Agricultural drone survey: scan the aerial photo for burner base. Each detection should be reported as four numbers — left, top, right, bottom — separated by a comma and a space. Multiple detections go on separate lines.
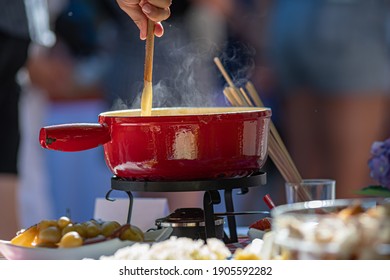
107, 171, 267, 244
156, 208, 224, 240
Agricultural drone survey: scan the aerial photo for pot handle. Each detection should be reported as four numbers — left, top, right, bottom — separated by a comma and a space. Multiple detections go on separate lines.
39, 123, 111, 152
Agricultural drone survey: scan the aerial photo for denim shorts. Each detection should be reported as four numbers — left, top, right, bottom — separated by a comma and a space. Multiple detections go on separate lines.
0, 31, 29, 174
266, 0, 390, 95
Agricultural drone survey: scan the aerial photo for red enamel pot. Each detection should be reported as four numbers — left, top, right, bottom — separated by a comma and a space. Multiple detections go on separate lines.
39, 107, 271, 181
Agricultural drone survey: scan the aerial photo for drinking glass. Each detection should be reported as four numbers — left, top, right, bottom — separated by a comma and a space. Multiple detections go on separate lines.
285, 179, 336, 204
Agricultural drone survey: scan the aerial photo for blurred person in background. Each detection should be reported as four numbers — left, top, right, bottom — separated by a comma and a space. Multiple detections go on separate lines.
20, 0, 114, 226
0, 0, 31, 240
265, 0, 390, 199
0, 0, 56, 239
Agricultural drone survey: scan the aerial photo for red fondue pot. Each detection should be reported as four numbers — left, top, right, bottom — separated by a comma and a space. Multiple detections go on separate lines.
39, 107, 271, 181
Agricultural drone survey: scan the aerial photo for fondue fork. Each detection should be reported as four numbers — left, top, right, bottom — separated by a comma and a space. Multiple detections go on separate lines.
214, 57, 311, 201
140, 19, 155, 116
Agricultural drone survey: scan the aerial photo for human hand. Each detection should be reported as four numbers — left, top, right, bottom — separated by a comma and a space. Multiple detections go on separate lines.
116, 0, 172, 40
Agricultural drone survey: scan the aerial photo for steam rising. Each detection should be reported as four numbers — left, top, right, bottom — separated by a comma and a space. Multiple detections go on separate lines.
110, 28, 256, 111
218, 41, 256, 89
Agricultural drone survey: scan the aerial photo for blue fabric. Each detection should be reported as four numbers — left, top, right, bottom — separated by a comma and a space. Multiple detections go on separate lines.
266, 0, 390, 94
44, 100, 115, 222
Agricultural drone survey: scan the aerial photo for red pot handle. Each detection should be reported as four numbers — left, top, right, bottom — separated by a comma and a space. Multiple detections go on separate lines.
39, 123, 111, 152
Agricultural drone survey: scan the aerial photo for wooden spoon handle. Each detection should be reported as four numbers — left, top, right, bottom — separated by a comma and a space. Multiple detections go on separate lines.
144, 19, 155, 83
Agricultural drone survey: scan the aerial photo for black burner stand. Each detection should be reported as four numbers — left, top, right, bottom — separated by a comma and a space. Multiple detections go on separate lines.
108, 172, 266, 244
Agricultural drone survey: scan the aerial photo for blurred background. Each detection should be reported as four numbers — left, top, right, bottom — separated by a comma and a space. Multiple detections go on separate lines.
1, 0, 389, 238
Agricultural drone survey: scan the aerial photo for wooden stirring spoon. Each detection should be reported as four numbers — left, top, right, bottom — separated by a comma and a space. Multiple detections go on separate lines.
141, 19, 155, 116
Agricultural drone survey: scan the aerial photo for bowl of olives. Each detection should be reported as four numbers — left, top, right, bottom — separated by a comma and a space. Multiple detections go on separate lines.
0, 217, 169, 260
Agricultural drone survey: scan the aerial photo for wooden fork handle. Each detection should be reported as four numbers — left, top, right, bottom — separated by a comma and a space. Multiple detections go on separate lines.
144, 19, 155, 83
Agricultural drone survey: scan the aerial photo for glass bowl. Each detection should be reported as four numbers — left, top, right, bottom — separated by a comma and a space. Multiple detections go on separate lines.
270, 198, 390, 260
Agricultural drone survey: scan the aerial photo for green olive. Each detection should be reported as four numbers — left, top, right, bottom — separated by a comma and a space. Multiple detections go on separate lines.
85, 222, 101, 238
37, 220, 57, 232
61, 224, 75, 236
57, 216, 71, 229
119, 225, 144, 242
73, 223, 87, 238
101, 221, 121, 237
36, 226, 62, 245
58, 232, 83, 248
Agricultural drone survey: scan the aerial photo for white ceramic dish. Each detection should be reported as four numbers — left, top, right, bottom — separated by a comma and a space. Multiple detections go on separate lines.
271, 198, 390, 259
0, 228, 172, 260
